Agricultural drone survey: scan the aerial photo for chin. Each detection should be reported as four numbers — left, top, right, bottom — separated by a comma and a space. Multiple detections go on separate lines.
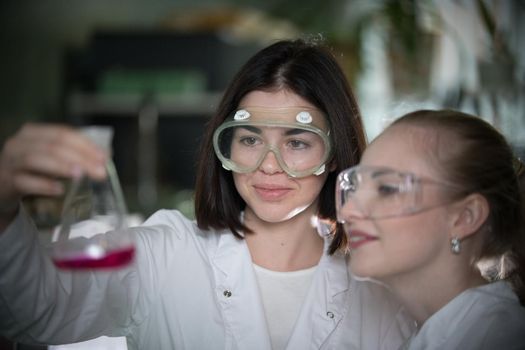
349, 259, 382, 280
260, 205, 312, 223
257, 211, 300, 223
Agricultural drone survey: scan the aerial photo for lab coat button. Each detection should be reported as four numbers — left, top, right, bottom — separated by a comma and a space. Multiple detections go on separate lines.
326, 311, 335, 319
223, 290, 232, 297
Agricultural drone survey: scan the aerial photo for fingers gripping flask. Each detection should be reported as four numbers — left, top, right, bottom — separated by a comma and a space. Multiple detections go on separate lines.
52, 126, 135, 269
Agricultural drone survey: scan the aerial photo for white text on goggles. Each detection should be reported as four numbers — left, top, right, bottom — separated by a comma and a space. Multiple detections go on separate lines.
336, 166, 459, 220
213, 108, 332, 178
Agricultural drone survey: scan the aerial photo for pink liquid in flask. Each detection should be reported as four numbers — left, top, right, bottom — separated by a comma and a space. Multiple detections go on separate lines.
52, 126, 134, 270
52, 245, 135, 269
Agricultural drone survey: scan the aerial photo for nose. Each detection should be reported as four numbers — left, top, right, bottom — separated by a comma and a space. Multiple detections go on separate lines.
337, 196, 367, 223
258, 149, 284, 175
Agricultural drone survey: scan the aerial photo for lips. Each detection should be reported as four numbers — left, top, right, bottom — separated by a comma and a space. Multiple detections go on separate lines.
347, 229, 378, 250
253, 183, 292, 201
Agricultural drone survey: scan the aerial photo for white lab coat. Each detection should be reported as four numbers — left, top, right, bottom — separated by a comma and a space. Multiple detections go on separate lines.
0, 207, 415, 349
403, 281, 525, 350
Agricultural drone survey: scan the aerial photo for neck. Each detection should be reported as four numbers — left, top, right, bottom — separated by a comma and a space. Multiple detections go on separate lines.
244, 207, 324, 272
382, 261, 487, 325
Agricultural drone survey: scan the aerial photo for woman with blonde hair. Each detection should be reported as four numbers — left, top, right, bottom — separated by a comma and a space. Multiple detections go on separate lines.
337, 109, 525, 349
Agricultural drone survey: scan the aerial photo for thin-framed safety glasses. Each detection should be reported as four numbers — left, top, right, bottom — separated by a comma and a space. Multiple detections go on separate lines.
336, 165, 462, 221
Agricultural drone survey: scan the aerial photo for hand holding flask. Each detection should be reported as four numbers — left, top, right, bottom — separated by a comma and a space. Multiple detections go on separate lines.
51, 126, 134, 269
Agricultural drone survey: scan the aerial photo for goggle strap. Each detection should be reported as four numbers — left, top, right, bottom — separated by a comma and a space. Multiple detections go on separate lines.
313, 164, 326, 176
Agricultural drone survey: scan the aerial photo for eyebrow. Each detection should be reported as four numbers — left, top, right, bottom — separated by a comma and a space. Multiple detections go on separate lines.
240, 125, 261, 134
238, 126, 310, 136
370, 168, 397, 179
285, 128, 309, 136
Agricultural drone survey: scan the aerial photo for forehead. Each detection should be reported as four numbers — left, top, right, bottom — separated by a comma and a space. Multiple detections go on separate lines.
230, 107, 328, 131
236, 90, 328, 131
361, 125, 437, 177
240, 89, 315, 108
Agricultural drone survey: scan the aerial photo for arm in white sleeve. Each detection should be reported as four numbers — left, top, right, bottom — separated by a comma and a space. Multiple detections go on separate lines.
0, 206, 139, 345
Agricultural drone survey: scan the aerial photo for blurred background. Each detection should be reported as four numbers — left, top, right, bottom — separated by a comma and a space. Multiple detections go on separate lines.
0, 1, 523, 348
0, 0, 523, 224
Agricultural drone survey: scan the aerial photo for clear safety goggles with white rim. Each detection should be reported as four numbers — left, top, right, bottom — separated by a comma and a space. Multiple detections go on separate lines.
336, 165, 461, 220
213, 107, 332, 178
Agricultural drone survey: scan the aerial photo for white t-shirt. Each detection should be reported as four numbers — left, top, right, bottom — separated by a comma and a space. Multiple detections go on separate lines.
254, 264, 317, 350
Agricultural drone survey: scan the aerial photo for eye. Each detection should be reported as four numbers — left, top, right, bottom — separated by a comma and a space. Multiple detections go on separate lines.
239, 136, 261, 147
377, 183, 401, 196
288, 139, 310, 150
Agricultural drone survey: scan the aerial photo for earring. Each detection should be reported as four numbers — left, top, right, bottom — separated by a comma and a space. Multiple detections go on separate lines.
451, 237, 461, 254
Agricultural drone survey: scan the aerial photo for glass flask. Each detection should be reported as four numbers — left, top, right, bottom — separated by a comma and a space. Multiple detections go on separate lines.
51, 126, 135, 269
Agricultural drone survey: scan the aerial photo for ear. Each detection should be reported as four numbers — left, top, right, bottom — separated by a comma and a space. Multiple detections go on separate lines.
450, 193, 490, 239
328, 158, 338, 173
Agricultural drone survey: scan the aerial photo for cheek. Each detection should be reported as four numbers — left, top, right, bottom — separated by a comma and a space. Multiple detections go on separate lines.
232, 173, 249, 199
301, 173, 328, 195
351, 214, 449, 279
380, 215, 447, 256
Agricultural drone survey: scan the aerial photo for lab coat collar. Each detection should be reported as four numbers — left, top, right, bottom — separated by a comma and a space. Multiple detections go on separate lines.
287, 248, 349, 349
212, 231, 349, 349
213, 232, 273, 350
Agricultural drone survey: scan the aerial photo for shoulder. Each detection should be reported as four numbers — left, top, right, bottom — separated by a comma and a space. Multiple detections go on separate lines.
457, 281, 525, 321
129, 209, 226, 254
412, 281, 525, 349
349, 275, 406, 312
141, 209, 198, 233
347, 275, 416, 339
467, 282, 525, 340
125, 210, 233, 284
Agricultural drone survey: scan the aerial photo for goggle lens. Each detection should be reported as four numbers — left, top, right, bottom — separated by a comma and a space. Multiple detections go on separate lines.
213, 108, 332, 178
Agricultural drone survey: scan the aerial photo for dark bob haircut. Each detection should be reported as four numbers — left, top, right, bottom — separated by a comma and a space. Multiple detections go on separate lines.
194, 38, 367, 254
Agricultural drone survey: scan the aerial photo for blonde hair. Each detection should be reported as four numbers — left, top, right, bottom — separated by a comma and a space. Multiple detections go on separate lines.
392, 109, 525, 304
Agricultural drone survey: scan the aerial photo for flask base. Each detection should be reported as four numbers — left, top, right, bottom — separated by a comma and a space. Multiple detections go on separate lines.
52, 245, 135, 269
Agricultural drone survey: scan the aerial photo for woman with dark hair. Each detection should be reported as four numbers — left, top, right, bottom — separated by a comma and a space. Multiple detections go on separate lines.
336, 109, 525, 349
0, 39, 414, 349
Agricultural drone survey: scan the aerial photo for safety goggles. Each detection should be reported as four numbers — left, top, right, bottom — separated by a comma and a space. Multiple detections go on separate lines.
336, 166, 459, 220
213, 107, 332, 178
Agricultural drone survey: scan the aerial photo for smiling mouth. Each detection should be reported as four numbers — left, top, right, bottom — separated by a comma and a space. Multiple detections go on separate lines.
253, 185, 292, 201
347, 231, 378, 249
